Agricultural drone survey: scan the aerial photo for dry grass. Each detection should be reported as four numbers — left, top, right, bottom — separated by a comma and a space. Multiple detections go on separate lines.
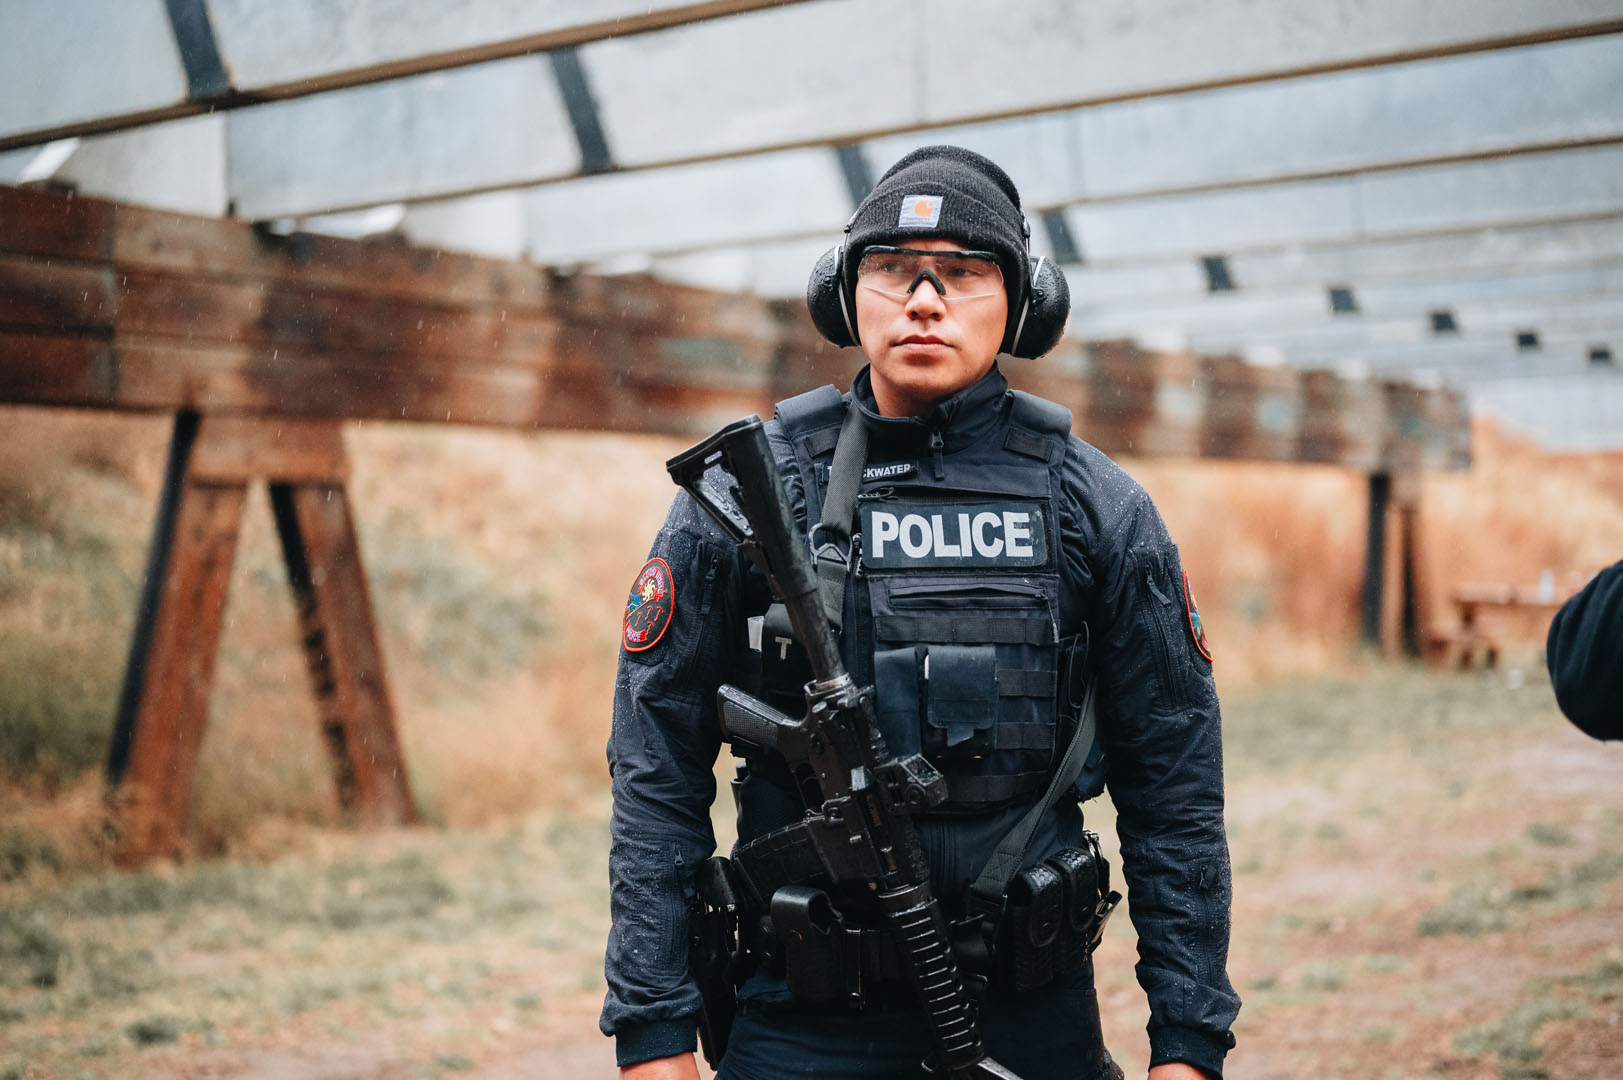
2, 400, 1621, 856
2, 398, 1621, 1077
1, 668, 1618, 1079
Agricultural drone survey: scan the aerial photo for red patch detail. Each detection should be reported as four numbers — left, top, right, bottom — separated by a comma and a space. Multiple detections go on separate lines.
1184, 570, 1212, 662
623, 557, 675, 652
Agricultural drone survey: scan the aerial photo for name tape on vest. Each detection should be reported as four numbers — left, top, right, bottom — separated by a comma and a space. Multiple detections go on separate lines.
861, 502, 1048, 569
818, 461, 919, 485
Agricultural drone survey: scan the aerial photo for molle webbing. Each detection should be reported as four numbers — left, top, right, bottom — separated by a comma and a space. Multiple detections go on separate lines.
873, 614, 1053, 646
1003, 390, 1073, 456
802, 425, 841, 459
944, 770, 1047, 805
774, 384, 846, 437
994, 669, 1057, 698
1003, 426, 1057, 463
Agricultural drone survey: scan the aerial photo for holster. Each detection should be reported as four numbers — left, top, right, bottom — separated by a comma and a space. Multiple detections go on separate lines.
687, 856, 749, 1067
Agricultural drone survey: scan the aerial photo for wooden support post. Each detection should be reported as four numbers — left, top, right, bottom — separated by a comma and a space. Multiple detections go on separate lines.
1370, 470, 1426, 659
1394, 471, 1425, 659
107, 412, 200, 787
111, 420, 247, 864
110, 415, 415, 862
1361, 471, 1390, 648
269, 479, 416, 826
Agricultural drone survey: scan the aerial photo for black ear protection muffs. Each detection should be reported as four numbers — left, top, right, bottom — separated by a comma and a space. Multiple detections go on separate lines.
804, 216, 1071, 360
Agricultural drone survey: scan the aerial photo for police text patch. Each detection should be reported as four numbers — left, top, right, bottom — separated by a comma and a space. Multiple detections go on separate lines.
861, 502, 1047, 569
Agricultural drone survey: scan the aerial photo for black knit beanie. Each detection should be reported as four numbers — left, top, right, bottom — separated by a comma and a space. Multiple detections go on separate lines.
843, 145, 1030, 326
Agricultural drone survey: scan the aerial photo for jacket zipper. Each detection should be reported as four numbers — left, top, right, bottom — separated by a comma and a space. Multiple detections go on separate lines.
1145, 566, 1179, 707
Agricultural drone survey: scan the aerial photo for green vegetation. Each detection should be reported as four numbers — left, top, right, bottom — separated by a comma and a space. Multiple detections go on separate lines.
0, 814, 608, 1079
0, 534, 141, 789
1524, 822, 1575, 848
1450, 952, 1622, 1078
369, 531, 549, 687
124, 1014, 182, 1046
0, 828, 62, 883
1221, 665, 1558, 778
0, 416, 550, 831
1420, 851, 1623, 938
1, 414, 1615, 1076
1455, 997, 1588, 1079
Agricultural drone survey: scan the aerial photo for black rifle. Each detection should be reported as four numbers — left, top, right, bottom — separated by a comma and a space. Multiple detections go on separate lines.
667, 416, 1023, 1080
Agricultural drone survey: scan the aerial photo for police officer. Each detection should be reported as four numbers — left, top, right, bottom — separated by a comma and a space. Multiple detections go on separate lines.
1546, 560, 1623, 741
603, 146, 1239, 1079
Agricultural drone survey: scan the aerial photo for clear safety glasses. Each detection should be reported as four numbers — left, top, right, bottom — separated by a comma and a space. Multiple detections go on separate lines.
855, 246, 1005, 301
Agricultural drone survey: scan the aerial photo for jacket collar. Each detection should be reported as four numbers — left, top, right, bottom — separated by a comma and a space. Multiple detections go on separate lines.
850, 363, 1009, 456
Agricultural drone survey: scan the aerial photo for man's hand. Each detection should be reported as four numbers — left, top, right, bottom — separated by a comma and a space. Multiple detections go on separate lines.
1147, 1064, 1211, 1080
620, 1053, 700, 1080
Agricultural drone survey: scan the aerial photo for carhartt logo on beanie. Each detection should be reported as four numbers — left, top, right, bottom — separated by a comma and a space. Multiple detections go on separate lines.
844, 145, 1030, 320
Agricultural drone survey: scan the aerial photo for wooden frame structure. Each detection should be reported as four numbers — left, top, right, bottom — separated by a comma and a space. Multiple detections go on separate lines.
101, 415, 416, 861
0, 183, 1468, 860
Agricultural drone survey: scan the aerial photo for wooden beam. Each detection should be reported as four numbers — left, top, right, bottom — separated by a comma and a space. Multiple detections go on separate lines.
1021, 340, 1470, 472
0, 183, 1471, 469
189, 416, 350, 484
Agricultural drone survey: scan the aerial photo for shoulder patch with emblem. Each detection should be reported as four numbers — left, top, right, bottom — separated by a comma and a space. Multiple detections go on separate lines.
623, 557, 674, 652
1183, 569, 1212, 662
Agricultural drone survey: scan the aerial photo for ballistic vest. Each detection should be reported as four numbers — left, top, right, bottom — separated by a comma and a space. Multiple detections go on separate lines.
770, 380, 1084, 813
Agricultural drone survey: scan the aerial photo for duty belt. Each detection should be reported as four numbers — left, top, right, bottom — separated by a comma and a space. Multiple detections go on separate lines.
731, 837, 1120, 1006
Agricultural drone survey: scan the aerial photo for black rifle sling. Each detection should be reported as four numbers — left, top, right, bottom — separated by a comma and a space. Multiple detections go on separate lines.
965, 675, 1098, 921
812, 404, 868, 630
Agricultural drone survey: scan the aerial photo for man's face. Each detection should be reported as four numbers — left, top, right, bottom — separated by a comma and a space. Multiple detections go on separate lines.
854, 237, 1009, 418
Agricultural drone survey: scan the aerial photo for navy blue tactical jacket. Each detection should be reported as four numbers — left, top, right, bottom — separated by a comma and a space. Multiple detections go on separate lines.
602, 365, 1239, 1075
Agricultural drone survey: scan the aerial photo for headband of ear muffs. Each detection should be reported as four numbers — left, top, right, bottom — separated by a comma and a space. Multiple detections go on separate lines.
804, 238, 1071, 360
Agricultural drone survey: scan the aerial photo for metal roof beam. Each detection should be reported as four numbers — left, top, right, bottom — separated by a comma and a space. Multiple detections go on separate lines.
214, 16, 1623, 219
626, 216, 1623, 306
1469, 374, 1623, 451
520, 144, 1623, 278
1074, 274, 1623, 344
0, 0, 811, 151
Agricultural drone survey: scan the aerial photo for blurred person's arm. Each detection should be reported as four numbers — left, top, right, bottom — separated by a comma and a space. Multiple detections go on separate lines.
1546, 559, 1623, 741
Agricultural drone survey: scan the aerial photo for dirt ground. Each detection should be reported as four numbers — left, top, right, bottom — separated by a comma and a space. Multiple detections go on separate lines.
2, 667, 1619, 1080
3, 413, 1621, 1078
